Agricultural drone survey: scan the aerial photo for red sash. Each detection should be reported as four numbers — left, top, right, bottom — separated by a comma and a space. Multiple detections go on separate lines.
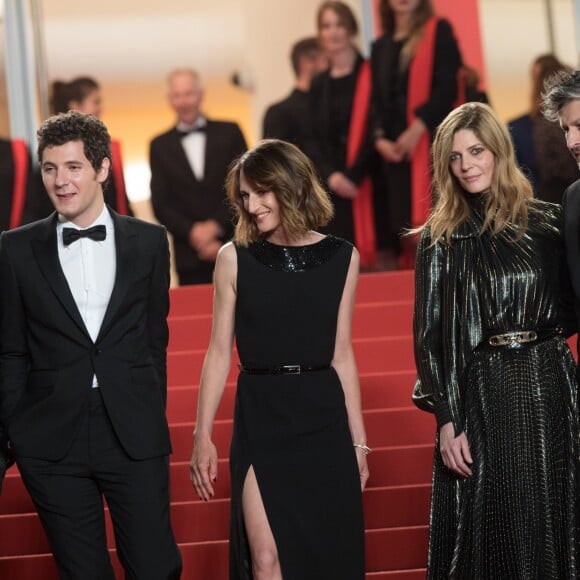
407, 17, 465, 227
110, 140, 130, 215
9, 140, 29, 229
347, 60, 376, 268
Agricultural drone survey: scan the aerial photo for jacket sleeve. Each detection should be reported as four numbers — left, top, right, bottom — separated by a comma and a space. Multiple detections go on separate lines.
412, 228, 454, 429
149, 137, 195, 242
0, 232, 30, 427
147, 228, 170, 408
558, 190, 578, 337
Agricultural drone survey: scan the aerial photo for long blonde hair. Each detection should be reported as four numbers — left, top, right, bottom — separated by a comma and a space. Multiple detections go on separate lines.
379, 0, 434, 68
424, 102, 534, 244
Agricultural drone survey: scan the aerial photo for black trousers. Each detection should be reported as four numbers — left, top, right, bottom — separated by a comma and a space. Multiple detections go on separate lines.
17, 388, 182, 580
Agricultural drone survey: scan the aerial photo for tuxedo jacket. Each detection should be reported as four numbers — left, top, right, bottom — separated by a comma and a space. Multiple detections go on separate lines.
0, 209, 172, 461
561, 181, 580, 342
262, 89, 311, 151
149, 120, 247, 280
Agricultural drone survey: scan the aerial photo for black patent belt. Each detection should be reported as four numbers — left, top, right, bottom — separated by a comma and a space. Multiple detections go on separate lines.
485, 326, 562, 348
238, 363, 330, 375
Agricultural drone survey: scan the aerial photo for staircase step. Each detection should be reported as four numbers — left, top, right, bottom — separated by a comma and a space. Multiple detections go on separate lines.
0, 538, 427, 580
0, 526, 429, 575
166, 369, 418, 422
168, 301, 413, 351
0, 444, 435, 515
169, 407, 435, 461
167, 271, 415, 319
366, 526, 428, 571
167, 336, 415, 386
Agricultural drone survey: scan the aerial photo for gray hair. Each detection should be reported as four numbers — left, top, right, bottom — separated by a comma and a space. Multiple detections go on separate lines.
542, 69, 580, 122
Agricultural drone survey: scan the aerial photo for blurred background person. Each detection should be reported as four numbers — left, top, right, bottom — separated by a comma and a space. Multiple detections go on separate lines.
508, 54, 577, 203
306, 1, 377, 269
0, 137, 38, 232
149, 68, 247, 285
24, 76, 133, 223
262, 36, 327, 150
462, 64, 490, 105
370, 0, 462, 269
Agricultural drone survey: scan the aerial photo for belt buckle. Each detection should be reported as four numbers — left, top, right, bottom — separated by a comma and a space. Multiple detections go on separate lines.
282, 365, 301, 375
488, 330, 538, 348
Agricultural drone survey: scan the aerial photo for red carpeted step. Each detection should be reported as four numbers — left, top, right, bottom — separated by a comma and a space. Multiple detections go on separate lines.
167, 271, 415, 319
0, 486, 429, 558
166, 369, 418, 422
368, 445, 434, 488
364, 485, 430, 529
1, 444, 435, 517
168, 300, 414, 351
366, 526, 428, 571
355, 271, 414, 303
366, 570, 426, 579
167, 336, 415, 386
169, 407, 434, 462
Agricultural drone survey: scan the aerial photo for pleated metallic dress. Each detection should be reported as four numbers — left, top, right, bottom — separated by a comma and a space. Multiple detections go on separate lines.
413, 199, 580, 579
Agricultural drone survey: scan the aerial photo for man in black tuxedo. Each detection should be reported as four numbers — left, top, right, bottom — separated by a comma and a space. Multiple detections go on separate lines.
262, 37, 326, 149
0, 111, 181, 579
543, 70, 580, 342
149, 68, 247, 285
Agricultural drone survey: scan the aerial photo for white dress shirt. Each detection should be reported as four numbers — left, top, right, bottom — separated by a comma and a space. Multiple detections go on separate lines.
177, 116, 207, 181
57, 206, 116, 387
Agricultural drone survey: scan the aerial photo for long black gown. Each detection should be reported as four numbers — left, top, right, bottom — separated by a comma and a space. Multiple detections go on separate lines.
229, 235, 365, 580
413, 200, 580, 578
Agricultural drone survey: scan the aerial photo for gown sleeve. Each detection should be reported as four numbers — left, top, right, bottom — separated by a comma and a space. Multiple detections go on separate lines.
412, 228, 455, 430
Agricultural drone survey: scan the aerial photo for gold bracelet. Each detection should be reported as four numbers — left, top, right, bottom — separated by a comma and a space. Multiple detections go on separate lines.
353, 443, 372, 454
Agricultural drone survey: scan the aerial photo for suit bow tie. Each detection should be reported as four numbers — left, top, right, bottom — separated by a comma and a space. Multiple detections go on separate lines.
62, 225, 107, 246
177, 126, 206, 137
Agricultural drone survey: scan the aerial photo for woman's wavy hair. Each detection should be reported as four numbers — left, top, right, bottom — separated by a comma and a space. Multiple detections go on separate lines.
423, 102, 534, 244
226, 140, 334, 246
379, 0, 434, 68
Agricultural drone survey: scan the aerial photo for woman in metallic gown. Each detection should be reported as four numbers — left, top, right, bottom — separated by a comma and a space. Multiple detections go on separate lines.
413, 102, 580, 578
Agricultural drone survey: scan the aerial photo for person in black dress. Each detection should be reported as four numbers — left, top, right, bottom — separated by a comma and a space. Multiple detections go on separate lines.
370, 0, 461, 268
262, 37, 327, 149
414, 102, 580, 578
189, 140, 369, 579
307, 1, 375, 247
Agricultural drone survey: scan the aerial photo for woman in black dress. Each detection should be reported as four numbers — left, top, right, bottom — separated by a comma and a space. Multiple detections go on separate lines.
413, 102, 580, 578
190, 140, 369, 579
307, 1, 375, 263
370, 0, 461, 268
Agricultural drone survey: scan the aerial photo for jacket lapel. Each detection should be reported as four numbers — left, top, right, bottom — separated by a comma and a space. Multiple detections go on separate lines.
31, 214, 92, 340
96, 210, 137, 341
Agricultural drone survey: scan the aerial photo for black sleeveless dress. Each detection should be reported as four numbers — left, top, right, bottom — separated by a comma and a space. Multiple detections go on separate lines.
229, 235, 365, 580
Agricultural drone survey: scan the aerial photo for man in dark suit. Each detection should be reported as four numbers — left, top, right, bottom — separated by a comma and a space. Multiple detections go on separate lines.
0, 111, 181, 579
149, 68, 247, 285
262, 37, 326, 149
542, 70, 580, 342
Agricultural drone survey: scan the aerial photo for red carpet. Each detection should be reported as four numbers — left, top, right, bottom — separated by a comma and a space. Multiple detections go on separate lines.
0, 270, 432, 578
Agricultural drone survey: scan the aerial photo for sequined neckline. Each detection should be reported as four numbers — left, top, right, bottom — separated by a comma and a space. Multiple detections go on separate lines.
247, 235, 344, 272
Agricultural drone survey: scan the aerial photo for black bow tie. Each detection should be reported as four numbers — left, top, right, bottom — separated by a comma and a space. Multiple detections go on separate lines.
177, 126, 206, 137
62, 225, 107, 246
